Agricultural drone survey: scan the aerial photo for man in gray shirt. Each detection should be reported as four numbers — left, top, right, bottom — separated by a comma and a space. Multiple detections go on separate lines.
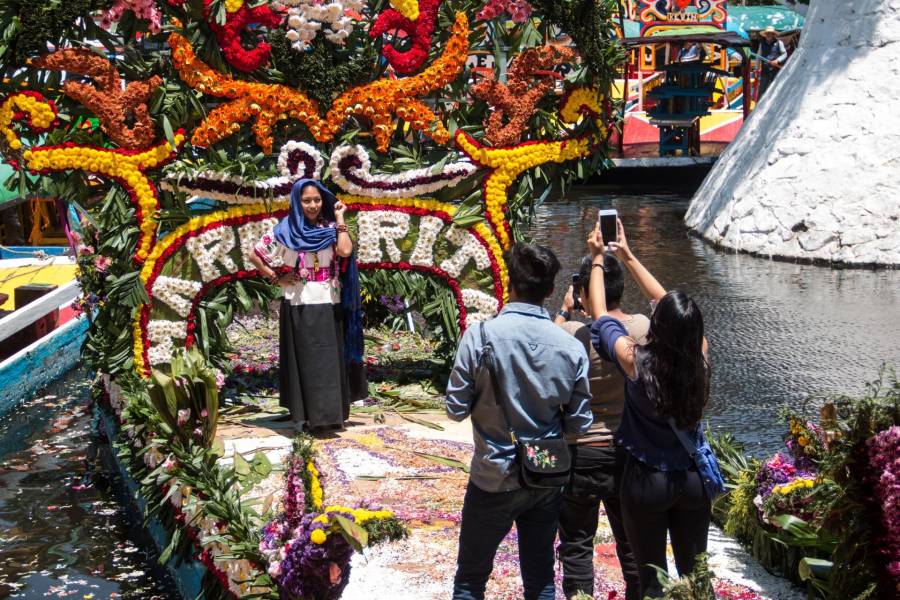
446, 242, 593, 600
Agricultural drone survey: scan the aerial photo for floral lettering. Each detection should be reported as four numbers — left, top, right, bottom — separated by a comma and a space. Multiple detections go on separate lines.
356, 211, 411, 263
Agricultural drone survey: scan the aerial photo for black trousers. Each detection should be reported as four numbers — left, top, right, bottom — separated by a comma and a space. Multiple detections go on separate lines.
619, 454, 711, 599
758, 69, 776, 100
558, 445, 640, 600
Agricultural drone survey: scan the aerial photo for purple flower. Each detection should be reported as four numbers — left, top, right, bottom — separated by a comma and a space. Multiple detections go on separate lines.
867, 426, 900, 590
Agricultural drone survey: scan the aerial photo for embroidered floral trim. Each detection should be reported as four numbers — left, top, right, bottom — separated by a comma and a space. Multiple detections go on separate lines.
525, 444, 558, 469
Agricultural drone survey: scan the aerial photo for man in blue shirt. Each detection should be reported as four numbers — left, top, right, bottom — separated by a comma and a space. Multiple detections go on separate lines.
446, 242, 593, 600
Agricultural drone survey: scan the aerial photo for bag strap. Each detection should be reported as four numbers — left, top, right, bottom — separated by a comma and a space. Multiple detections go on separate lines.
479, 322, 518, 444
667, 416, 700, 461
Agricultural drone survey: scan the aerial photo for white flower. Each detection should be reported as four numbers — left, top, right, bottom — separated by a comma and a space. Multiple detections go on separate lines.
439, 227, 491, 278
462, 289, 500, 327
356, 211, 411, 263
329, 144, 477, 198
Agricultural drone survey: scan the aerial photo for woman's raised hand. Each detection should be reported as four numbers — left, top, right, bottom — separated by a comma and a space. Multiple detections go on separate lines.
587, 223, 605, 258
609, 218, 631, 259
333, 200, 347, 222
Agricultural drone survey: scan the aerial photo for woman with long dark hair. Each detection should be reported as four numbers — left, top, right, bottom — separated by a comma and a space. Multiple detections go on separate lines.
586, 220, 711, 598
249, 179, 363, 433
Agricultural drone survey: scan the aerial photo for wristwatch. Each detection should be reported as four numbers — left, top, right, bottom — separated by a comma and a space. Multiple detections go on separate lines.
556, 309, 571, 321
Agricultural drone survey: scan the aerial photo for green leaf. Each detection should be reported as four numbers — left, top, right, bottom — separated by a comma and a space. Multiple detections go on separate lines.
333, 514, 368, 553
162, 115, 176, 148
250, 452, 273, 479
233, 452, 251, 478
799, 557, 832, 582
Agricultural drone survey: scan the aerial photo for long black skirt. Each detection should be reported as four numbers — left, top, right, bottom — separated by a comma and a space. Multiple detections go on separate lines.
279, 300, 351, 429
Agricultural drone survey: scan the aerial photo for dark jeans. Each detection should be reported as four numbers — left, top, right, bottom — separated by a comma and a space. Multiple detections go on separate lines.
620, 454, 711, 599
758, 69, 776, 100
453, 481, 562, 600
558, 445, 640, 600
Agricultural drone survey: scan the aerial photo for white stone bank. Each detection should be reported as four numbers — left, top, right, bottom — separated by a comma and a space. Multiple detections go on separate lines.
685, 0, 900, 266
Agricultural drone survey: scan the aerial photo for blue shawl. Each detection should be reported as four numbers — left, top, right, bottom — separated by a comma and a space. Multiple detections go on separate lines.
274, 179, 363, 365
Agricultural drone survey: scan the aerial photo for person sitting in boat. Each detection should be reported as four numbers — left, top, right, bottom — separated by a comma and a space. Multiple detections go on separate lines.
249, 179, 363, 434
678, 42, 706, 64
757, 26, 788, 99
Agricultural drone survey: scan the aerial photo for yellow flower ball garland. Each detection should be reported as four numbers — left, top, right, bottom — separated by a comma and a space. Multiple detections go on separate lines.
389, 0, 420, 20
0, 92, 58, 152
23, 132, 186, 263
455, 130, 595, 249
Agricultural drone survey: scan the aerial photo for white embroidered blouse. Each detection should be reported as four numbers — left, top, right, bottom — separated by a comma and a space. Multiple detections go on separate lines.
254, 226, 341, 306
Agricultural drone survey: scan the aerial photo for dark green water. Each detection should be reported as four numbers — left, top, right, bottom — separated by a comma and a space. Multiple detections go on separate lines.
0, 369, 177, 598
530, 191, 900, 453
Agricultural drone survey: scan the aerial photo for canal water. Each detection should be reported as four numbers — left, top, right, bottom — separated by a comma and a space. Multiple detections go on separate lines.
530, 190, 900, 453
0, 189, 897, 598
0, 369, 177, 598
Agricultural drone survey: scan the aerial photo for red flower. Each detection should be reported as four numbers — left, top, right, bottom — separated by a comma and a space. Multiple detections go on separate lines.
369, 0, 442, 75
205, 0, 284, 73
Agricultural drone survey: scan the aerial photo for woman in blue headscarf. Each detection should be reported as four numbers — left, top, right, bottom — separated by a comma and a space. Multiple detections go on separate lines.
250, 179, 364, 433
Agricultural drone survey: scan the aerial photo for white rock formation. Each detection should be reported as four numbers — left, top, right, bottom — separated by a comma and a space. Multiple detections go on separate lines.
685, 0, 900, 266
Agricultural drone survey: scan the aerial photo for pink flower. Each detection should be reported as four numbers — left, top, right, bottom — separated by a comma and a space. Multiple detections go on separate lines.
268, 560, 282, 578
162, 457, 177, 472
77, 244, 95, 256
214, 369, 225, 388
177, 408, 191, 426
200, 409, 208, 418
95, 255, 112, 272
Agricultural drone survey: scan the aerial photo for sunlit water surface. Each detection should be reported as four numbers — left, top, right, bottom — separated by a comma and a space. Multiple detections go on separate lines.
0, 369, 177, 598
529, 190, 900, 453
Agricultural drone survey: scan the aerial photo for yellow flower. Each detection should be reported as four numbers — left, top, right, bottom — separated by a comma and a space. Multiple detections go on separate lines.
798, 436, 808, 447
310, 529, 328, 545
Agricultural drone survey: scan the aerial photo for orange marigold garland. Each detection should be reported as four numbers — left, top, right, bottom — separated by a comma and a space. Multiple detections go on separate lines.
471, 45, 575, 147
169, 12, 469, 153
31, 49, 161, 149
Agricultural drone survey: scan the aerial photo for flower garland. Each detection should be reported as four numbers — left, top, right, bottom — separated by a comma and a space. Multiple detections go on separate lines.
162, 141, 322, 205
329, 144, 477, 198
24, 132, 185, 263
101, 0, 163, 34
102, 381, 270, 598
0, 91, 58, 159
346, 195, 508, 323
559, 85, 606, 125
477, 0, 533, 24
259, 437, 406, 598
279, 0, 366, 52
471, 45, 575, 147
455, 130, 595, 249
369, 0, 442, 75
31, 49, 162, 149
867, 426, 900, 588
204, 0, 284, 73
169, 11, 469, 153
134, 203, 288, 375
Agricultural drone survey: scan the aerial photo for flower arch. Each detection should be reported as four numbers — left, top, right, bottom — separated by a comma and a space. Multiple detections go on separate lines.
132, 196, 508, 376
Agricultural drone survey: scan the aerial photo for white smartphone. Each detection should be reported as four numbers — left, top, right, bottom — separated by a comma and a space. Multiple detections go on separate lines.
598, 209, 618, 247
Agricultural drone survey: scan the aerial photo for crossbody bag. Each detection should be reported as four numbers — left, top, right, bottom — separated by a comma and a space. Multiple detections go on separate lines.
667, 417, 726, 499
478, 322, 572, 489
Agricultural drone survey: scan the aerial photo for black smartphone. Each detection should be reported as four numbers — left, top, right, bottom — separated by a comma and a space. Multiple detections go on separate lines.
571, 274, 583, 311
598, 209, 618, 247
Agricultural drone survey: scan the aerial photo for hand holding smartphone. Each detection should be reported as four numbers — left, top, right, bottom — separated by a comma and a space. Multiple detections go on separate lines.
598, 209, 618, 249
571, 274, 583, 311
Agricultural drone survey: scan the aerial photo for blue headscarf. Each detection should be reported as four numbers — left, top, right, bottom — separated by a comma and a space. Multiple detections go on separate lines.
274, 179, 338, 252
275, 179, 364, 365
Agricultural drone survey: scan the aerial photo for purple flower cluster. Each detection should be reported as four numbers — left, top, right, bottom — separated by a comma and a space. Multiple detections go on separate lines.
755, 453, 814, 499
867, 425, 900, 587
379, 294, 406, 314
262, 513, 354, 600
